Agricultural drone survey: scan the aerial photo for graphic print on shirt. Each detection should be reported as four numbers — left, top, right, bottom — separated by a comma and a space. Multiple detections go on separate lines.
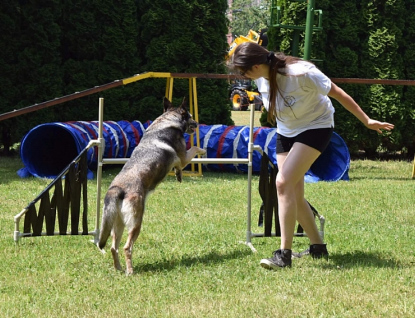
277, 75, 310, 121
282, 95, 297, 119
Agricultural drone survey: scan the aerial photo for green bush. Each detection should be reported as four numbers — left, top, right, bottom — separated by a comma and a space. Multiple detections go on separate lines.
265, 0, 414, 158
0, 0, 232, 155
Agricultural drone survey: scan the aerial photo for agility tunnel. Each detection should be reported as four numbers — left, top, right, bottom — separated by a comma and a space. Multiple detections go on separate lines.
18, 120, 151, 179
18, 121, 350, 182
194, 124, 350, 182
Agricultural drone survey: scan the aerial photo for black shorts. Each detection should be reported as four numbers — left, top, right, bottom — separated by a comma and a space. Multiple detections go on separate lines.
276, 127, 334, 154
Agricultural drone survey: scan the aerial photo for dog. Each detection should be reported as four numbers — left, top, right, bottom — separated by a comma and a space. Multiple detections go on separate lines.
97, 97, 206, 275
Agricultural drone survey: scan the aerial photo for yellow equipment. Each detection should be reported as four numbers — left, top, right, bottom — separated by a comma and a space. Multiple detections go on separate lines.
228, 29, 263, 58
227, 30, 265, 111
230, 79, 262, 111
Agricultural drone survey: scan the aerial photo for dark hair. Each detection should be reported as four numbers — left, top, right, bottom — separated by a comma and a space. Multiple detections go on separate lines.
228, 42, 301, 124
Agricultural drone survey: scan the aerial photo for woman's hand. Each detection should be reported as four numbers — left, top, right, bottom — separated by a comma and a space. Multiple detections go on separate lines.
329, 83, 395, 133
365, 119, 395, 134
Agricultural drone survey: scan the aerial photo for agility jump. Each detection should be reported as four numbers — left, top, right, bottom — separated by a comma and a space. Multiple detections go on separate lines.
11, 72, 262, 253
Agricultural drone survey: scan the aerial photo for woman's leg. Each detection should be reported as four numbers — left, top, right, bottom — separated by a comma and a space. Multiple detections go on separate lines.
276, 142, 321, 250
296, 196, 324, 245
260, 142, 322, 270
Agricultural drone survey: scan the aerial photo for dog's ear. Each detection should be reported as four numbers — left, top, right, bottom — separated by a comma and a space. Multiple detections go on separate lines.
163, 97, 173, 112
180, 97, 187, 111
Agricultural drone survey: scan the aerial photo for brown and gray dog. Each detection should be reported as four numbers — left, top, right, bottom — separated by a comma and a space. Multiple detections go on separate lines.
97, 97, 206, 275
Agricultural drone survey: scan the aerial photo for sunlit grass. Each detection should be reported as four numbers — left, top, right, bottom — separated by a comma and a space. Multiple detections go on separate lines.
231, 110, 262, 126
0, 156, 414, 317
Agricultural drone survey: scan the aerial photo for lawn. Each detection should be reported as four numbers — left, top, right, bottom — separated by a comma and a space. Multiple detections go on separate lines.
231, 109, 262, 126
0, 108, 414, 317
0, 154, 414, 317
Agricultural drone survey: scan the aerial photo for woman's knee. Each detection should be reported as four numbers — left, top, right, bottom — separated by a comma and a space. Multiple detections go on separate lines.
276, 172, 304, 197
276, 173, 291, 195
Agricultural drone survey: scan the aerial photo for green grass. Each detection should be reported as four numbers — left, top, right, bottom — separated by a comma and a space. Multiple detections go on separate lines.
231, 110, 262, 126
1, 157, 414, 317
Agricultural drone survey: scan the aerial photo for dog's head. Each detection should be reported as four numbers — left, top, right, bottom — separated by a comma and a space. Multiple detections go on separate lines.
163, 97, 198, 134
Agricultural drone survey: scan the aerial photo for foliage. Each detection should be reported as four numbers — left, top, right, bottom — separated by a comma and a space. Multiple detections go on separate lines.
135, 0, 233, 125
266, 0, 415, 158
1, 0, 415, 158
228, 0, 271, 37
59, 0, 141, 122
0, 0, 232, 154
0, 0, 63, 153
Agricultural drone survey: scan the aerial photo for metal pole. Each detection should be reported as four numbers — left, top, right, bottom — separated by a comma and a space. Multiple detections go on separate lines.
13, 208, 28, 243
93, 98, 105, 244
303, 0, 315, 60
244, 104, 257, 252
292, 29, 301, 57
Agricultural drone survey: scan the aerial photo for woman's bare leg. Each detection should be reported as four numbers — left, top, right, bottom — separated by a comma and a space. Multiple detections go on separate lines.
276, 142, 322, 250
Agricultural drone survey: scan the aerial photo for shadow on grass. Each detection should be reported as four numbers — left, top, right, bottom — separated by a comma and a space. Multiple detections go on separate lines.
349, 176, 412, 181
135, 248, 253, 273
321, 250, 405, 269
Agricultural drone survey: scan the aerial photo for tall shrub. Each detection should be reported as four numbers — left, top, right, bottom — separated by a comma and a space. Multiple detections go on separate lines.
1, 0, 233, 154
59, 0, 140, 121
0, 0, 63, 152
400, 1, 415, 156
267, 0, 412, 157
135, 0, 233, 125
357, 0, 406, 155
0, 1, 21, 154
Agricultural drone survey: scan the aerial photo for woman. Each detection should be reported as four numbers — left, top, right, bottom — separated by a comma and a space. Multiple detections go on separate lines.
229, 42, 394, 269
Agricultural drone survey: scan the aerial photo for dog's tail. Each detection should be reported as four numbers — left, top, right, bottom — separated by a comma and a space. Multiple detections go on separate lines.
97, 186, 124, 251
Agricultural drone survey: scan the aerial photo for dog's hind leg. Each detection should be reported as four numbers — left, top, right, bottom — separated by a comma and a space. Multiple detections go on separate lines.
174, 168, 183, 183
124, 219, 143, 276
111, 214, 124, 272
124, 223, 142, 276
123, 196, 144, 275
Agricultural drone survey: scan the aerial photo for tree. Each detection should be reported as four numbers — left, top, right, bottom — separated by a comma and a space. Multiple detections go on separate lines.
228, 0, 270, 39
1, 0, 233, 155
0, 1, 21, 155
134, 0, 233, 125
0, 0, 63, 154
267, 0, 413, 157
59, 0, 140, 121
401, 1, 415, 156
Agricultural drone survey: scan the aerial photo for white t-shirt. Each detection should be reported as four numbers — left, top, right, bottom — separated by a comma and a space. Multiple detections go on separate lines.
255, 61, 335, 137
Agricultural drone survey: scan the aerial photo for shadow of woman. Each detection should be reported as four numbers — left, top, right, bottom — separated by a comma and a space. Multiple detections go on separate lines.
321, 250, 404, 269
134, 248, 253, 274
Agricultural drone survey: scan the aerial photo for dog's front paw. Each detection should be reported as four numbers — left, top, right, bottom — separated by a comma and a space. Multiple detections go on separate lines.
197, 148, 206, 155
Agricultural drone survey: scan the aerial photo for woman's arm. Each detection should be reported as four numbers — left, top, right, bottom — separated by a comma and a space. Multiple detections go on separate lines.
328, 82, 394, 133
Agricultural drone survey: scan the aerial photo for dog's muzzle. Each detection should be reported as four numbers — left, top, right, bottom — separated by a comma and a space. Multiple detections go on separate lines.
187, 121, 198, 134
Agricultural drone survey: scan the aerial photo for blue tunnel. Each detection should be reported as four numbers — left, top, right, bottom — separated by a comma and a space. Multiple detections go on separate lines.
18, 121, 350, 182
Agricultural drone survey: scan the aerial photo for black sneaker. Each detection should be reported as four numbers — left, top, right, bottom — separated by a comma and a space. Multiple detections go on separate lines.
309, 244, 329, 260
260, 249, 292, 269
292, 244, 329, 259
